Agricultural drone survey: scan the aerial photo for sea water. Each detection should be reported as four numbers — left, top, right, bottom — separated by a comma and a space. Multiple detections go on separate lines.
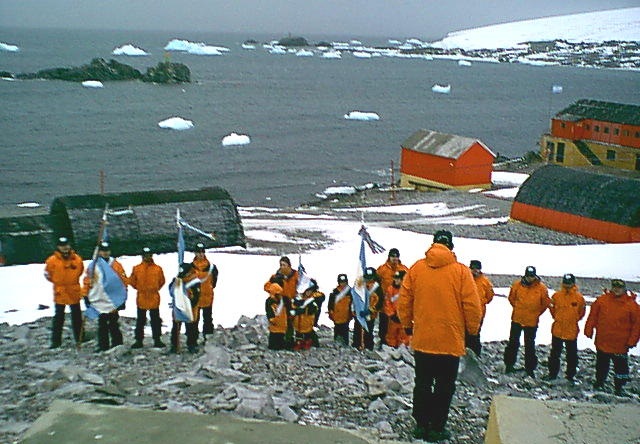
1, 28, 639, 207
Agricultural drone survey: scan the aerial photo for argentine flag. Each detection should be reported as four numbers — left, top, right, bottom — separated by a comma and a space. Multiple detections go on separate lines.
169, 278, 195, 323
296, 256, 312, 294
85, 258, 127, 320
351, 235, 370, 332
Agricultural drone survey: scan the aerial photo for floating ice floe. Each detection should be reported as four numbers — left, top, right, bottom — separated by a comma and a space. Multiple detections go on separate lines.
344, 111, 380, 121
164, 39, 229, 55
222, 132, 250, 146
0, 42, 19, 52
552, 85, 563, 94
350, 40, 363, 45
82, 80, 104, 88
158, 117, 194, 130
458, 60, 472, 66
352, 51, 372, 59
432, 84, 451, 94
388, 39, 401, 45
17, 202, 40, 208
112, 44, 148, 56
269, 46, 286, 55
296, 49, 314, 57
241, 43, 256, 50
321, 50, 341, 59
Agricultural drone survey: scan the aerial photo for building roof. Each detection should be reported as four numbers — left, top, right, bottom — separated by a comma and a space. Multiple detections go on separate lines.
555, 99, 640, 126
514, 165, 640, 227
402, 129, 494, 159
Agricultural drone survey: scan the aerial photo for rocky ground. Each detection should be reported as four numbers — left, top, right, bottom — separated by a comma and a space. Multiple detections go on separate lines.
1, 316, 639, 444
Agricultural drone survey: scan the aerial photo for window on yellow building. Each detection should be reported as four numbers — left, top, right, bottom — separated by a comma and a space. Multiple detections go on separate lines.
606, 150, 616, 161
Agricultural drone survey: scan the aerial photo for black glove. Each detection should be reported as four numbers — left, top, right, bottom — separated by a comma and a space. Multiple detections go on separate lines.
359, 309, 371, 319
83, 296, 91, 307
390, 314, 401, 323
404, 327, 413, 336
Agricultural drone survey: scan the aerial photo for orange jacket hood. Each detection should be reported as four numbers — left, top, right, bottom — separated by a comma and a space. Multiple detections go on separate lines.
425, 243, 457, 269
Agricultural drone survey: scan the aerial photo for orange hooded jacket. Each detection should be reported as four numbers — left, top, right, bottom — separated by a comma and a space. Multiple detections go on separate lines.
508, 278, 550, 327
264, 269, 299, 301
398, 243, 481, 357
328, 284, 353, 325
473, 273, 494, 320
44, 250, 84, 305
265, 283, 288, 334
129, 260, 166, 310
192, 256, 217, 308
376, 260, 409, 294
584, 291, 640, 354
549, 285, 586, 340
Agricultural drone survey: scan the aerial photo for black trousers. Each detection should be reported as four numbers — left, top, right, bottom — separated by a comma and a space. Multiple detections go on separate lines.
378, 313, 389, 345
353, 319, 375, 350
51, 303, 82, 346
268, 332, 286, 350
134, 308, 162, 341
333, 322, 350, 345
503, 322, 538, 372
200, 306, 214, 335
171, 321, 198, 349
97, 312, 123, 351
548, 336, 578, 379
413, 352, 460, 433
595, 350, 629, 390
465, 333, 482, 357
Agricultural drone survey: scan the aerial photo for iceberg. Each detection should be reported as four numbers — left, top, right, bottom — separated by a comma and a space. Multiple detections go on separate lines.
296, 49, 314, 57
344, 111, 380, 121
269, 46, 286, 55
552, 85, 563, 94
112, 44, 148, 56
321, 50, 341, 59
222, 132, 251, 146
164, 39, 229, 55
158, 117, 194, 130
388, 39, 401, 45
82, 80, 104, 88
241, 43, 256, 50
432, 84, 451, 94
458, 60, 472, 66
0, 42, 19, 52
17, 202, 40, 208
352, 51, 372, 59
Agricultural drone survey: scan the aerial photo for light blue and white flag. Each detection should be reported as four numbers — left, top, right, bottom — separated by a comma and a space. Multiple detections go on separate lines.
296, 255, 312, 294
351, 234, 370, 331
85, 257, 127, 320
169, 277, 195, 323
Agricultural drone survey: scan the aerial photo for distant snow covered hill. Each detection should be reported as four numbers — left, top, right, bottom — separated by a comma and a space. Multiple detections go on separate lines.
432, 7, 640, 51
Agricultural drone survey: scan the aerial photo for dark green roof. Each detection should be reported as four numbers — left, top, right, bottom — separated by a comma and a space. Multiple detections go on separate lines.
555, 99, 640, 126
514, 165, 640, 227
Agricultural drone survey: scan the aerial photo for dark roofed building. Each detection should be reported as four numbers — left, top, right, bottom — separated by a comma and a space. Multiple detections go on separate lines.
400, 129, 495, 190
510, 165, 640, 243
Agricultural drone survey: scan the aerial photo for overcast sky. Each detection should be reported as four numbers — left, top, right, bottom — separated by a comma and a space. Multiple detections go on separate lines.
1, 1, 637, 40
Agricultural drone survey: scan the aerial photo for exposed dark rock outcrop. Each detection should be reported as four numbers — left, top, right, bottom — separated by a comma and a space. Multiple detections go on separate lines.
277, 36, 309, 47
142, 60, 190, 83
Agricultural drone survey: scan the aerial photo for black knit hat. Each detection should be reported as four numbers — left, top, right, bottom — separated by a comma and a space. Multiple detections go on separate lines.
524, 266, 537, 277
98, 241, 110, 251
194, 242, 205, 253
469, 260, 482, 270
388, 248, 400, 258
433, 230, 453, 249
57, 236, 70, 246
562, 273, 575, 285
363, 267, 377, 280
337, 273, 348, 283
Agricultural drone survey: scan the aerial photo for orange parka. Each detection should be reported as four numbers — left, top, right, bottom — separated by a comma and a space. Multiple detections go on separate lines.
291, 293, 318, 334
585, 291, 640, 354
44, 250, 84, 305
264, 269, 299, 302
129, 259, 166, 310
549, 285, 586, 340
328, 284, 353, 325
383, 283, 401, 318
192, 256, 218, 308
508, 278, 550, 327
473, 273, 495, 320
376, 260, 409, 294
398, 243, 482, 357
265, 283, 288, 334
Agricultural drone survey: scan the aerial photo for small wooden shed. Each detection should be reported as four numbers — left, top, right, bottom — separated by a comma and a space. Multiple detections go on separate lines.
400, 129, 495, 190
510, 165, 640, 243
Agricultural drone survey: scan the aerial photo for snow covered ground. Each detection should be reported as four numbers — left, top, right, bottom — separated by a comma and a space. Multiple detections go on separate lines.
1, 171, 639, 355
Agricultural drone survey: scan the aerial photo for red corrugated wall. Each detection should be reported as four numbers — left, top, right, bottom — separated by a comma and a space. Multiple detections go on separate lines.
510, 202, 640, 243
400, 142, 493, 186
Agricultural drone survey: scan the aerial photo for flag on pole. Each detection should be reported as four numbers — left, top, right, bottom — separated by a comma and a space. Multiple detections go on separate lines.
177, 209, 185, 266
169, 276, 195, 322
351, 234, 369, 331
358, 225, 385, 254
296, 255, 312, 294
84, 258, 127, 320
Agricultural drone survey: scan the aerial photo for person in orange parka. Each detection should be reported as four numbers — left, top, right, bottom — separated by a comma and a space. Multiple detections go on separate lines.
352, 267, 384, 351
465, 260, 494, 356
398, 230, 481, 442
503, 265, 550, 378
585, 279, 640, 395
191, 243, 218, 342
328, 274, 353, 346
82, 241, 128, 352
544, 273, 586, 382
265, 275, 288, 350
376, 248, 409, 348
384, 270, 409, 348
129, 247, 166, 349
44, 236, 84, 349
290, 279, 320, 351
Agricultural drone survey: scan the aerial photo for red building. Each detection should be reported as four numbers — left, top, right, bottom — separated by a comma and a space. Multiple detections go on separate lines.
400, 129, 495, 190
